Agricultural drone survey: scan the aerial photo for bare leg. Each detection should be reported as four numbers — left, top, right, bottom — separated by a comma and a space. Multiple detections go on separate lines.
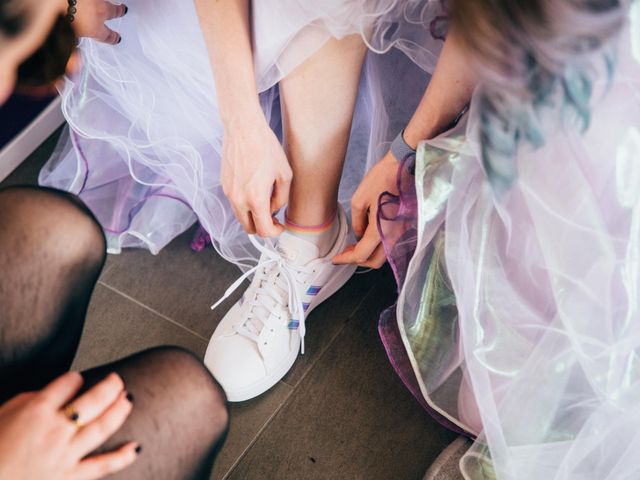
280, 34, 367, 226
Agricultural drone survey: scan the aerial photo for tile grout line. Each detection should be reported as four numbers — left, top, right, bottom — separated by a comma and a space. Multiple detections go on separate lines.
280, 278, 378, 389
220, 383, 296, 480
97, 281, 209, 342
222, 280, 382, 479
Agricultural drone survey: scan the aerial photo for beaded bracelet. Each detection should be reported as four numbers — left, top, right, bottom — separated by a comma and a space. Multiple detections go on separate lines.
66, 0, 77, 23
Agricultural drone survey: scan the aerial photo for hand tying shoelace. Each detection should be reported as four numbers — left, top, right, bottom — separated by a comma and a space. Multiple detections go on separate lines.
205, 205, 356, 401
211, 235, 313, 354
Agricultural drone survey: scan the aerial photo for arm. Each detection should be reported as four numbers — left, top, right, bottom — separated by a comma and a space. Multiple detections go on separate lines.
402, 25, 477, 149
194, 0, 258, 123
333, 26, 479, 267
194, 0, 291, 237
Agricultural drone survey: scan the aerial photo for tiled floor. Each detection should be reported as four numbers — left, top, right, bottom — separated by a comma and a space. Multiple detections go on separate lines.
3, 130, 458, 479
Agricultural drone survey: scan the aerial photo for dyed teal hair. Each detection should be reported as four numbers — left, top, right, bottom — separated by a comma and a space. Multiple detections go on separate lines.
473, 0, 629, 192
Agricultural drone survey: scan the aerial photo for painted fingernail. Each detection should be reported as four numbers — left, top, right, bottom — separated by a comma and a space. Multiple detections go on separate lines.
126, 392, 134, 403
123, 5, 129, 15
117, 36, 122, 44
135, 445, 143, 455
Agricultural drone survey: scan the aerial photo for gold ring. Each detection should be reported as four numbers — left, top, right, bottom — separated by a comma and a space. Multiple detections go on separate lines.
62, 404, 83, 428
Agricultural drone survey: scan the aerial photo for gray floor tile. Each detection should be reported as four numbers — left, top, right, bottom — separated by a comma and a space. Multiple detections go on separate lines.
72, 284, 207, 371
226, 268, 457, 480
281, 269, 377, 387
100, 229, 242, 339
211, 382, 294, 480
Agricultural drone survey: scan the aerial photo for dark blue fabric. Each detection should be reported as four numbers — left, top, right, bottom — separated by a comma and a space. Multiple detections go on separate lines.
0, 93, 56, 149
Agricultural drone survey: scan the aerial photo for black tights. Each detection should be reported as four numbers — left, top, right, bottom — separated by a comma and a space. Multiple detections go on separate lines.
0, 186, 228, 479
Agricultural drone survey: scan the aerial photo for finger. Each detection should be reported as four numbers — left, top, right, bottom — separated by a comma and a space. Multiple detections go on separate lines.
252, 202, 284, 238
270, 177, 290, 214
69, 373, 125, 426
361, 244, 387, 269
95, 24, 121, 45
73, 391, 133, 456
73, 442, 139, 480
332, 244, 356, 264
40, 372, 84, 408
105, 3, 128, 20
231, 204, 257, 234
333, 225, 380, 265
351, 197, 369, 239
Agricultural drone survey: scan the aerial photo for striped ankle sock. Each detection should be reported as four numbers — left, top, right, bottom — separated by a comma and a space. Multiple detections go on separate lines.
284, 210, 339, 258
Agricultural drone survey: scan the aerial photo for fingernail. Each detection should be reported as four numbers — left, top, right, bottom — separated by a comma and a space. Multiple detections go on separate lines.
135, 445, 143, 455
126, 392, 134, 403
117, 36, 122, 44
123, 5, 129, 14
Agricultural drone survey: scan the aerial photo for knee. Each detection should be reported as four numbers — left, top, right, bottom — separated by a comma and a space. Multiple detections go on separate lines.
140, 346, 230, 437
0, 186, 106, 272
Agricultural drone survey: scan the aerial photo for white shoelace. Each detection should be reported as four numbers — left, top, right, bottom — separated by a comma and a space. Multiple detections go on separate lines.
211, 235, 312, 354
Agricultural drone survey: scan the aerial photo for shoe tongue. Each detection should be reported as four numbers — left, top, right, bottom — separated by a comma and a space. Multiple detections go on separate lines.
276, 230, 320, 265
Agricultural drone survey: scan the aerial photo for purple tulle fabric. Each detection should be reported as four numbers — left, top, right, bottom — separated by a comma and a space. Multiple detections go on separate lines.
377, 154, 470, 437
190, 225, 213, 252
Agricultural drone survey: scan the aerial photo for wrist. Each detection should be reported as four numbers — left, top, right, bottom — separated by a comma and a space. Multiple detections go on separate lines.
401, 125, 424, 151
221, 100, 264, 132
390, 129, 417, 162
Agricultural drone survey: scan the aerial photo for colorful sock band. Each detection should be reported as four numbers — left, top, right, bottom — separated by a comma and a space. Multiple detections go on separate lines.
284, 209, 337, 233
284, 209, 339, 258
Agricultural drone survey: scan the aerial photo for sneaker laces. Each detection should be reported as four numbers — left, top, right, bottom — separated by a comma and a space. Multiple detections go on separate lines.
211, 235, 312, 354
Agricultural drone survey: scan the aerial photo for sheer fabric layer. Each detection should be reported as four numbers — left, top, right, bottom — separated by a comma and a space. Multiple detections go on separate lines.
39, 0, 445, 267
381, 13, 640, 480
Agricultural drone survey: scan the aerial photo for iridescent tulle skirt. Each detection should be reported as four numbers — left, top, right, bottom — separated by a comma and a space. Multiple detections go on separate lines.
379, 13, 640, 480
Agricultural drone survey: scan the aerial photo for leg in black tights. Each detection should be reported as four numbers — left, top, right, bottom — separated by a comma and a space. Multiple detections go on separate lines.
82, 347, 229, 480
0, 185, 106, 401
0, 186, 229, 479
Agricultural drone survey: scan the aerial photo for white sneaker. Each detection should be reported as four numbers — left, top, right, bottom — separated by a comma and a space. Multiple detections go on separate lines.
204, 206, 356, 402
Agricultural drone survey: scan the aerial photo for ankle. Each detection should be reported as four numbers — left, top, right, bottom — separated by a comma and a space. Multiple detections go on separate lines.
284, 209, 340, 258
284, 202, 338, 228
284, 209, 337, 232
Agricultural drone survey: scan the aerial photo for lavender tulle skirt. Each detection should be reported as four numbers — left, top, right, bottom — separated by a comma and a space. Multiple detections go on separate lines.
378, 13, 640, 480
39, 0, 446, 268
